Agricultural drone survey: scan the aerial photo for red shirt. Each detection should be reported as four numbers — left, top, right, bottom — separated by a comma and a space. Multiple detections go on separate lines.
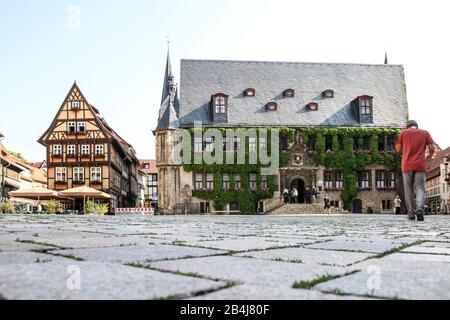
397, 128, 434, 172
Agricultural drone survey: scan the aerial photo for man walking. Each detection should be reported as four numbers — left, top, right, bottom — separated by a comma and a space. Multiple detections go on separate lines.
396, 120, 435, 221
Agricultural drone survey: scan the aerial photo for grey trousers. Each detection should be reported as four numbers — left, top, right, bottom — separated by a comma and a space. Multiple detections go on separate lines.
402, 171, 426, 215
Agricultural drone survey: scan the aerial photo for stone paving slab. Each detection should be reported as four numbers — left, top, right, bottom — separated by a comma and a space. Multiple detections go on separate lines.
189, 284, 373, 300
17, 234, 169, 249
182, 237, 318, 251
0, 252, 71, 265
0, 261, 225, 300
314, 262, 450, 300
305, 237, 415, 254
52, 244, 226, 263
235, 247, 375, 266
401, 242, 450, 255
150, 256, 355, 287
0, 235, 56, 252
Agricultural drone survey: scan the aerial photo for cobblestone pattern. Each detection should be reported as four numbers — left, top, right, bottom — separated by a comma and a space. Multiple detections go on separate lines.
0, 213, 449, 300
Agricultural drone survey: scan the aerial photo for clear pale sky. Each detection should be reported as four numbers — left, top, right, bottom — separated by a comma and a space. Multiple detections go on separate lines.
1, 0, 449, 162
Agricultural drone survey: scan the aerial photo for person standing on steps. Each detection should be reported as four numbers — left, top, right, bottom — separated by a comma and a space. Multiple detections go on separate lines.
282, 189, 289, 204
394, 195, 402, 215
324, 194, 331, 215
396, 120, 435, 222
292, 187, 298, 204
305, 187, 311, 204
312, 186, 318, 204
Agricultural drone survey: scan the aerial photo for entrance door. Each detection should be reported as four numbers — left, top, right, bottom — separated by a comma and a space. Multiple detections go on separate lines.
352, 199, 363, 213
291, 179, 305, 203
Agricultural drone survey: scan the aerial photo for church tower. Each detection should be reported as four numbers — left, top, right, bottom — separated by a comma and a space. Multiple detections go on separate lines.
154, 50, 182, 214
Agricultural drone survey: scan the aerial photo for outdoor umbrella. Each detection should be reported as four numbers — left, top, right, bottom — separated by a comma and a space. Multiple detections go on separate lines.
58, 185, 112, 213
9, 186, 64, 212
9, 186, 60, 201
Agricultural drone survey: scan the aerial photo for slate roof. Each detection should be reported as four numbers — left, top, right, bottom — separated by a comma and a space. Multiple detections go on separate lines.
178, 59, 408, 128
155, 100, 179, 131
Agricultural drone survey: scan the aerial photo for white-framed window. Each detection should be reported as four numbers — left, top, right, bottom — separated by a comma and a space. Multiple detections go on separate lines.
324, 172, 334, 189
73, 167, 84, 182
56, 167, 67, 182
222, 173, 230, 190
81, 145, 90, 156
249, 137, 257, 153
72, 101, 80, 109
194, 137, 203, 153
249, 173, 257, 190
205, 137, 214, 153
335, 172, 344, 189
90, 167, 102, 182
358, 171, 370, 188
261, 175, 269, 189
67, 145, 76, 156
388, 172, 396, 188
214, 96, 226, 114
233, 136, 241, 151
234, 173, 241, 190
206, 174, 214, 190
376, 171, 386, 188
77, 122, 86, 133
95, 144, 104, 155
67, 122, 76, 134
360, 98, 372, 115
53, 145, 62, 156
259, 137, 267, 152
194, 173, 204, 190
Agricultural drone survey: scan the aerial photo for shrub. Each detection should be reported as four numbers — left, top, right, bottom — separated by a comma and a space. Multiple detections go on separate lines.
1, 201, 14, 213
84, 200, 97, 214
96, 203, 109, 215
45, 199, 59, 214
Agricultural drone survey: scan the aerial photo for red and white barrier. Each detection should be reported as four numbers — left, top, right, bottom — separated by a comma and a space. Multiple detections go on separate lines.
114, 208, 154, 215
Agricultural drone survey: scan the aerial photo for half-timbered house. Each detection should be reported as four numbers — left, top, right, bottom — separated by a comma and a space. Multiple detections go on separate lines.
38, 82, 139, 212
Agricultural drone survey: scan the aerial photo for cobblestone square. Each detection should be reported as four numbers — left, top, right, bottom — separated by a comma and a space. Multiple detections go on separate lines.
1, 214, 450, 300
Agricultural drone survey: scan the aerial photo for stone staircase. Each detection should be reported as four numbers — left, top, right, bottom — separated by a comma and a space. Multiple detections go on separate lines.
268, 203, 344, 215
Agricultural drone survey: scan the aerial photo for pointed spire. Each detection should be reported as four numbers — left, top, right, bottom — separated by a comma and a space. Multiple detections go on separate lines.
384, 52, 388, 65
160, 48, 173, 106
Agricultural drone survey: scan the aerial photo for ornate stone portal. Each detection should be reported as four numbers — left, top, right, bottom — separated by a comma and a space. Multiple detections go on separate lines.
279, 130, 320, 204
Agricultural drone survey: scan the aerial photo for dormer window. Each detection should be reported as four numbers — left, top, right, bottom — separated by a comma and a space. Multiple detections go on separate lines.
211, 93, 229, 123
323, 90, 334, 98
307, 102, 318, 111
244, 88, 255, 97
265, 102, 278, 111
359, 96, 373, 115
283, 89, 295, 98
72, 101, 80, 109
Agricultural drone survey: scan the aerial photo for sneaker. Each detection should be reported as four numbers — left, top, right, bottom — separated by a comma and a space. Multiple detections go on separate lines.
407, 213, 416, 221
416, 209, 425, 222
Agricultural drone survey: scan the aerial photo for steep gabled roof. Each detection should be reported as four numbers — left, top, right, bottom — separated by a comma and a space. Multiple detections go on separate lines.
38, 82, 138, 163
426, 145, 450, 180
138, 159, 157, 174
179, 59, 409, 128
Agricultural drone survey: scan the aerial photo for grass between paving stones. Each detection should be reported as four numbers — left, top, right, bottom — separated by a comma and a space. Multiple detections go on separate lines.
292, 270, 360, 290
15, 239, 62, 249
47, 252, 85, 261
34, 258, 52, 263
158, 281, 238, 300
365, 240, 426, 260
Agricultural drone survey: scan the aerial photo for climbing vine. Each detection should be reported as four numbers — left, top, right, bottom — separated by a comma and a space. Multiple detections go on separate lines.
182, 127, 402, 213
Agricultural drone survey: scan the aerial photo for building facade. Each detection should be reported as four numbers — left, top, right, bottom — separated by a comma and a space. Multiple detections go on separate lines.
154, 55, 408, 214
38, 82, 139, 211
138, 160, 158, 208
426, 146, 450, 214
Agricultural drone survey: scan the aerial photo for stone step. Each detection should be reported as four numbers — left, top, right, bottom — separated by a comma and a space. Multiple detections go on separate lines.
269, 203, 343, 215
